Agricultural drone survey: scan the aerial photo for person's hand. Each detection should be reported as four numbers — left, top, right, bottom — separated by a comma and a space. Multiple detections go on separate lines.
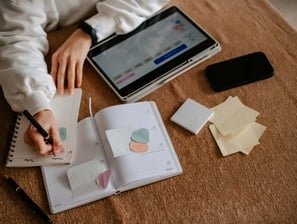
51, 29, 92, 94
24, 110, 63, 156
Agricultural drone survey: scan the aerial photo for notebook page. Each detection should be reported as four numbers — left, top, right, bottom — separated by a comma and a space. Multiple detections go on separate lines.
41, 117, 115, 213
94, 101, 182, 190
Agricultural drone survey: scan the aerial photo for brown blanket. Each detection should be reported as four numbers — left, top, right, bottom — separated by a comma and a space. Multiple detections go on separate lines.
1, 0, 296, 223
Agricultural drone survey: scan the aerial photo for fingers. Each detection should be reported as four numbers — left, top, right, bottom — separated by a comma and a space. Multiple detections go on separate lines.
24, 124, 53, 156
76, 61, 83, 88
57, 57, 67, 94
67, 58, 76, 95
51, 50, 83, 95
51, 52, 68, 95
49, 125, 64, 157
23, 110, 64, 157
50, 29, 92, 95
67, 61, 83, 95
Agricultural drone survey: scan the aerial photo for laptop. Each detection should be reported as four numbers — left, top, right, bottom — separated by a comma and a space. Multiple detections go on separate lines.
87, 6, 221, 102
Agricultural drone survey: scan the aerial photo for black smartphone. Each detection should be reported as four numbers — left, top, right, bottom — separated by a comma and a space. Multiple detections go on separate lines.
205, 52, 274, 91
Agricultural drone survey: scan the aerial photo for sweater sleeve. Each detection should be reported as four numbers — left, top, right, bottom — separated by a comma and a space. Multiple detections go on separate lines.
84, 0, 170, 41
0, 1, 56, 115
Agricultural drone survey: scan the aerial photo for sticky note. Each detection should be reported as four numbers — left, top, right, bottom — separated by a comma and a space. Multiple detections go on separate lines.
96, 169, 111, 189
131, 128, 150, 143
105, 127, 134, 157
210, 96, 259, 136
171, 98, 213, 134
209, 122, 266, 156
129, 141, 148, 152
67, 159, 103, 198
240, 122, 267, 155
58, 127, 67, 141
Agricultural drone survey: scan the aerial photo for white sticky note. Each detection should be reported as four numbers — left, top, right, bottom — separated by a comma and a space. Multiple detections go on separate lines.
67, 159, 105, 198
105, 127, 134, 157
171, 98, 213, 134
210, 96, 259, 136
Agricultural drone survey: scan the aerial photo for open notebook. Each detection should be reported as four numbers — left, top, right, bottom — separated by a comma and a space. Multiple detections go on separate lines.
41, 101, 182, 213
6, 89, 82, 167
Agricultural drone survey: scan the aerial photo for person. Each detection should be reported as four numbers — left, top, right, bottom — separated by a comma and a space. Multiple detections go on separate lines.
0, 0, 169, 156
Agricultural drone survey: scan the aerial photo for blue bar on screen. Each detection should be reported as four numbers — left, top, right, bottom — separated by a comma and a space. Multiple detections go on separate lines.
154, 44, 187, 65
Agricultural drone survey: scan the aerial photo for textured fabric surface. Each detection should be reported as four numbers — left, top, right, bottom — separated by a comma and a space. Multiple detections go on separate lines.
1, 0, 296, 223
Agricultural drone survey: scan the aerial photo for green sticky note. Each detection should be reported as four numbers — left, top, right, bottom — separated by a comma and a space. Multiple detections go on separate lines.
131, 128, 150, 143
59, 127, 67, 141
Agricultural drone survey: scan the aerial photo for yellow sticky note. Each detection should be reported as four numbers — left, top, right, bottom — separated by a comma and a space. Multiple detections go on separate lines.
210, 96, 259, 136
209, 124, 240, 156
240, 122, 267, 155
209, 122, 266, 156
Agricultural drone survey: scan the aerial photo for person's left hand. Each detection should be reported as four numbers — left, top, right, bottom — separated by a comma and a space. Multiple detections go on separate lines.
51, 29, 92, 95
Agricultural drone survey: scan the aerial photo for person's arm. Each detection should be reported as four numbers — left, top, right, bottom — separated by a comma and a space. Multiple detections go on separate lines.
0, 1, 55, 114
87, 0, 170, 40
0, 1, 62, 156
51, 0, 170, 94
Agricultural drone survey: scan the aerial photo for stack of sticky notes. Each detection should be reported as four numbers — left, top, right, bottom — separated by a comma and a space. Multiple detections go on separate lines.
171, 98, 213, 135
209, 96, 266, 156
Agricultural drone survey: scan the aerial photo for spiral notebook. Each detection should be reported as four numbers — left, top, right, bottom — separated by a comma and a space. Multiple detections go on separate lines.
6, 89, 82, 167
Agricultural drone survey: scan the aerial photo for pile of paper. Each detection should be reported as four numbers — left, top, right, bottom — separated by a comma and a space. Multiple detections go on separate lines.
209, 96, 266, 156
170, 98, 213, 134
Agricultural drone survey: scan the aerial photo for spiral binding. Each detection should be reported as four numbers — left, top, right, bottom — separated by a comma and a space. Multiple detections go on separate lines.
5, 112, 22, 164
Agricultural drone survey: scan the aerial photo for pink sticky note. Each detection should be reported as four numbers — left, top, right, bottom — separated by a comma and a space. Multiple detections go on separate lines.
96, 169, 111, 189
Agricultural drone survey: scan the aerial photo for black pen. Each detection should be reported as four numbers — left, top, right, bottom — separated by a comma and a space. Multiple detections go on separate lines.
23, 110, 53, 145
3, 175, 52, 224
